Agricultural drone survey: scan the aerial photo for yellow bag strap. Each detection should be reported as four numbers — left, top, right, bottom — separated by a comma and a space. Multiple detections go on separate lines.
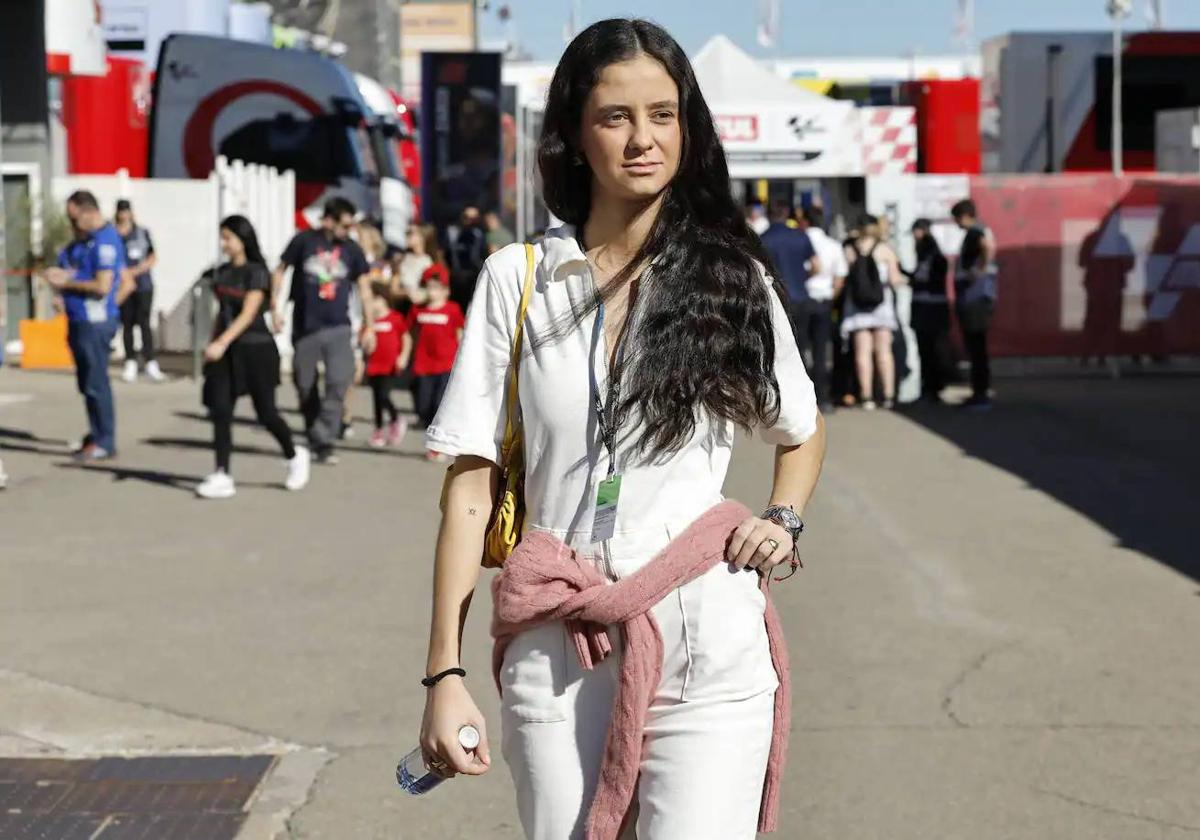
500, 244, 536, 458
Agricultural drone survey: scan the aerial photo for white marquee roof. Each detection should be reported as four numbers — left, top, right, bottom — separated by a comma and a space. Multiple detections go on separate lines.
692, 35, 833, 107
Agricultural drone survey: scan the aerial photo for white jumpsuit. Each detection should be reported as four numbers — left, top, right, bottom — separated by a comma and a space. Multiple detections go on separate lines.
427, 227, 819, 840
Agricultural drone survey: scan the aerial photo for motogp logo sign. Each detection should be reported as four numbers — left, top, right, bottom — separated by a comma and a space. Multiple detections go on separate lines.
787, 115, 825, 143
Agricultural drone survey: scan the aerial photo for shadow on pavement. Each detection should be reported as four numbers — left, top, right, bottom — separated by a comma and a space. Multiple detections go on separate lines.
55, 462, 283, 493
56, 462, 206, 492
0, 427, 68, 446
894, 376, 1200, 583
0, 426, 70, 457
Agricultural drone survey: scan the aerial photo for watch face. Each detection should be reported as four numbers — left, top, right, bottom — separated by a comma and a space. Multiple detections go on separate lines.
768, 506, 802, 531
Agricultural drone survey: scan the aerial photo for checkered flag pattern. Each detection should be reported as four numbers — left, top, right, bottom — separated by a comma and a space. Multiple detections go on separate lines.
859, 107, 918, 176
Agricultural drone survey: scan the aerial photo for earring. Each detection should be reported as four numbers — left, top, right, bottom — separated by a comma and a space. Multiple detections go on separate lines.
571, 154, 585, 167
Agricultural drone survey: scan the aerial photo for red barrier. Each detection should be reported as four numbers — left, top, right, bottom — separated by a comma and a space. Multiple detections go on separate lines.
902, 79, 981, 175
967, 174, 1200, 357
62, 57, 151, 177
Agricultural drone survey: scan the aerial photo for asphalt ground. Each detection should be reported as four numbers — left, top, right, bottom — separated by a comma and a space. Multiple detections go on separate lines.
2, 364, 1198, 839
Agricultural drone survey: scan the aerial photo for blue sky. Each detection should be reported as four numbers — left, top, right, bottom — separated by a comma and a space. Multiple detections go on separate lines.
481, 0, 1200, 61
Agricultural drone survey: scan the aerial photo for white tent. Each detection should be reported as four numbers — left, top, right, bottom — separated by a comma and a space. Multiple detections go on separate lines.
691, 35, 862, 178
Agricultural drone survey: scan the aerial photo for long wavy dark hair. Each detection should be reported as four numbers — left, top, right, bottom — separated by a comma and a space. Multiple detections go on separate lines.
538, 18, 783, 461
219, 215, 267, 266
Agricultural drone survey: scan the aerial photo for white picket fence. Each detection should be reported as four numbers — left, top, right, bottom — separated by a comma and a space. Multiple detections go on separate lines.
213, 157, 296, 272
50, 157, 295, 354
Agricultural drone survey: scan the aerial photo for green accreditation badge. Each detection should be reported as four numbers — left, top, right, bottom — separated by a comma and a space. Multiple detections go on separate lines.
591, 474, 622, 543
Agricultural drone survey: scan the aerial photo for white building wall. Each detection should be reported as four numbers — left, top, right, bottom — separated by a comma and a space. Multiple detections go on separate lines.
51, 157, 293, 353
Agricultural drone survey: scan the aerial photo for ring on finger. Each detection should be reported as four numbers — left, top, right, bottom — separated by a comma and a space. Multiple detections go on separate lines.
763, 537, 780, 553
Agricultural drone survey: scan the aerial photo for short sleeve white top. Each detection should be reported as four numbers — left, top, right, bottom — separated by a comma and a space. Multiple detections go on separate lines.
427, 226, 819, 547
805, 227, 849, 302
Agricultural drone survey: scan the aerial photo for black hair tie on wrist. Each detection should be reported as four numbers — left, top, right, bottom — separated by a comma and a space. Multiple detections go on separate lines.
421, 667, 466, 687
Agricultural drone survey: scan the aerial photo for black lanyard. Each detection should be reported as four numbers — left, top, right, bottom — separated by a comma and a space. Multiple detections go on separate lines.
591, 299, 631, 478
582, 231, 640, 478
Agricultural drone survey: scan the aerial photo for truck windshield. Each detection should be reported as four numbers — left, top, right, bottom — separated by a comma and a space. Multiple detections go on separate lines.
368, 123, 403, 181
218, 114, 366, 184
350, 123, 380, 182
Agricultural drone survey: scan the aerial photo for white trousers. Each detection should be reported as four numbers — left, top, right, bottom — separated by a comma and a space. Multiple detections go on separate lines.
498, 525, 779, 840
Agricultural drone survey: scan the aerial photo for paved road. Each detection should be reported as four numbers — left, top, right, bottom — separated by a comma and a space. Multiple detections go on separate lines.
2, 366, 1198, 839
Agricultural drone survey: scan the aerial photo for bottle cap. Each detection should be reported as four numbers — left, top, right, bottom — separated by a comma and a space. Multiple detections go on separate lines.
458, 725, 481, 750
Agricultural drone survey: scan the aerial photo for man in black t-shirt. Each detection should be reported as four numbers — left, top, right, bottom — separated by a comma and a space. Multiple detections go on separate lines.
952, 199, 997, 411
272, 197, 375, 462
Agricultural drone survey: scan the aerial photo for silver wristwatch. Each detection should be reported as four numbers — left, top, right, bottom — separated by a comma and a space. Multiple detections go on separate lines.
762, 505, 804, 542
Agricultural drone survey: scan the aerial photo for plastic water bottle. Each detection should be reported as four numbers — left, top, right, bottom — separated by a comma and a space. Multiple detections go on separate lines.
395, 725, 481, 795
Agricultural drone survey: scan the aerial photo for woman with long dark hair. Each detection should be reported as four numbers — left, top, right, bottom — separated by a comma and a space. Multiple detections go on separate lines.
196, 215, 309, 499
416, 19, 826, 839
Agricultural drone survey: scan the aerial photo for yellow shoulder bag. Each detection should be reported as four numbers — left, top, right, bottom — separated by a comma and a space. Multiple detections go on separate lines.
439, 244, 536, 569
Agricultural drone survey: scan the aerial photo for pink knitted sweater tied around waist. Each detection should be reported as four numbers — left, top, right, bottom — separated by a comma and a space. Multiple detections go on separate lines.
491, 499, 792, 840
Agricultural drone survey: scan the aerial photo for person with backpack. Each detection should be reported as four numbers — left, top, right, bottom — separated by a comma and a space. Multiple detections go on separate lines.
840, 214, 905, 410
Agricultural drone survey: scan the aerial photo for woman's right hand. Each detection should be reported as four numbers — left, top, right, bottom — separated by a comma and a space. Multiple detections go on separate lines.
419, 677, 491, 778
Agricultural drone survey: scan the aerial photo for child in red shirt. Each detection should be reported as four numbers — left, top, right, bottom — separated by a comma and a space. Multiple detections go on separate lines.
365, 283, 408, 448
398, 266, 464, 458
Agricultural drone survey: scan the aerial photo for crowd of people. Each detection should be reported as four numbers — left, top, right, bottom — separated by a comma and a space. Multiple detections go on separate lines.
39, 190, 514, 499
754, 197, 997, 412
28, 180, 992, 500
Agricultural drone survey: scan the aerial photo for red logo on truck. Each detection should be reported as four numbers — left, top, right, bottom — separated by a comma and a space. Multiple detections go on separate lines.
182, 79, 328, 215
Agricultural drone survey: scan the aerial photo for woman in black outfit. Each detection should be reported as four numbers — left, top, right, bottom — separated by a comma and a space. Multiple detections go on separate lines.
908, 218, 952, 403
197, 216, 310, 499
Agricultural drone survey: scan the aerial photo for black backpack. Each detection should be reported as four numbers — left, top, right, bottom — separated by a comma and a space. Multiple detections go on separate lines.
848, 241, 885, 309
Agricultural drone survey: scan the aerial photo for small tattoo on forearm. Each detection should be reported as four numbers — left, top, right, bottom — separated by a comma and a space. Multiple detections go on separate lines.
468, 507, 478, 516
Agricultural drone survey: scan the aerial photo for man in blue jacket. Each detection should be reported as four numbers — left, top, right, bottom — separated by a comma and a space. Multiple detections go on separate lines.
760, 199, 822, 366
44, 190, 127, 460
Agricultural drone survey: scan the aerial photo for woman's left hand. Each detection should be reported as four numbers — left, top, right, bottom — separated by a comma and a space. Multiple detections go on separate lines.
203, 340, 227, 362
726, 516, 793, 573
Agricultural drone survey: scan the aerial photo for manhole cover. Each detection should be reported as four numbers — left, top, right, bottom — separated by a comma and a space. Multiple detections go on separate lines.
0, 754, 276, 839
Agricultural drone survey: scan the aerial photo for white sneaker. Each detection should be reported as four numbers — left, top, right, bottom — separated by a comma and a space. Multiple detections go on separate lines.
196, 471, 236, 499
74, 444, 113, 462
121, 360, 138, 383
145, 360, 167, 382
285, 446, 310, 491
